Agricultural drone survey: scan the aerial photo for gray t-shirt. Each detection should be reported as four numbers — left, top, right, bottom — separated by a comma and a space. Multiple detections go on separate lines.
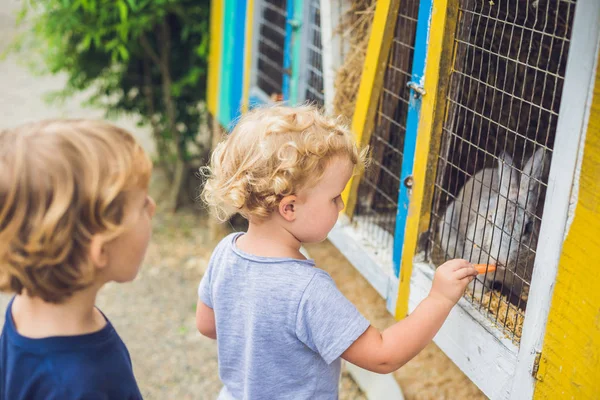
198, 233, 370, 400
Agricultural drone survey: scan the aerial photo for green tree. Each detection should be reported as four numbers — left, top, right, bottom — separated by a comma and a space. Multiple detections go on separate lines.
10, 0, 210, 210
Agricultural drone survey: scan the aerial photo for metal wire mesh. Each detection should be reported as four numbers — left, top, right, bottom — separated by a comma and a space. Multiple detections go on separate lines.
353, 1, 420, 260
428, 0, 577, 344
305, 0, 325, 105
256, 0, 287, 97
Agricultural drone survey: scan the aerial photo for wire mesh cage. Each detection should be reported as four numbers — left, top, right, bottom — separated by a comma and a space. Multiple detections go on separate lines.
305, 0, 325, 105
428, 0, 577, 344
256, 0, 287, 98
352, 1, 420, 262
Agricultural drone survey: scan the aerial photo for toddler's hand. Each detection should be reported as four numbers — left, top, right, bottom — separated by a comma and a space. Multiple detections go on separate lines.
429, 259, 477, 307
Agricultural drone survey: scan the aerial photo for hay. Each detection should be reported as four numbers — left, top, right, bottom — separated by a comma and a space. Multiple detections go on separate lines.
468, 290, 526, 344
333, 0, 376, 121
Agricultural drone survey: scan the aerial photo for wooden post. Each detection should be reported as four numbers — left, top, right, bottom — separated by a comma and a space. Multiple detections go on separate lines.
340, 0, 401, 218
394, 0, 459, 319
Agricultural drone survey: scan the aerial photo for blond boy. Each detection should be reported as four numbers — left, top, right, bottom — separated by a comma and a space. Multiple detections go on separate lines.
0, 120, 155, 399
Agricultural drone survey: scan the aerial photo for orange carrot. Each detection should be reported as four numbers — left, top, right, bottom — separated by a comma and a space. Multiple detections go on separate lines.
473, 264, 496, 274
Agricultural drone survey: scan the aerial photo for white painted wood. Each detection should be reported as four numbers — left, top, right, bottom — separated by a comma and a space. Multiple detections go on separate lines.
386, 272, 398, 316
510, 2, 600, 398
345, 362, 405, 400
328, 215, 398, 315
409, 261, 518, 400
320, 0, 342, 114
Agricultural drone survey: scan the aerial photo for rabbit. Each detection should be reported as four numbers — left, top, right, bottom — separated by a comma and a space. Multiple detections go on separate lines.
437, 147, 547, 301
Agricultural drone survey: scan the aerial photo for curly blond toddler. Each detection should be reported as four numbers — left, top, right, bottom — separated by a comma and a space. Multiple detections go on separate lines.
197, 105, 477, 399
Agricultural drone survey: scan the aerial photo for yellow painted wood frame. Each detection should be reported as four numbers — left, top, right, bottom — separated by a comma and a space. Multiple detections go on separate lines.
207, 0, 224, 116
241, 0, 254, 113
394, 0, 459, 319
341, 0, 401, 217
533, 48, 600, 400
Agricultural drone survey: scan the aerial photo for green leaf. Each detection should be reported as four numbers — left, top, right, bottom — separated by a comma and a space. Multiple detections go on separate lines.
105, 38, 120, 51
117, 45, 129, 61
78, 34, 92, 51
117, 0, 128, 22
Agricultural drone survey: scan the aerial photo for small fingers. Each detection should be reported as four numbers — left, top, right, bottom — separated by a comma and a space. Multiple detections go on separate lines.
455, 266, 478, 280
451, 259, 472, 272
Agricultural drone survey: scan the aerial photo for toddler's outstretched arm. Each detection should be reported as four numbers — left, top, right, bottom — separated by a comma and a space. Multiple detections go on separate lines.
342, 259, 476, 374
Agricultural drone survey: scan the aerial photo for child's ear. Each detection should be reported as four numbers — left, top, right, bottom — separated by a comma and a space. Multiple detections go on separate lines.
89, 234, 109, 269
278, 195, 297, 222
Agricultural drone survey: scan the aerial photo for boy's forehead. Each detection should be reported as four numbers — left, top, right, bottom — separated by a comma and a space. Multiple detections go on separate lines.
319, 158, 353, 187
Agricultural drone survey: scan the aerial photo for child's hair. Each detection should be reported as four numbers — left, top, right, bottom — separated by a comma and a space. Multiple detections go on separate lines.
0, 119, 152, 303
202, 104, 367, 222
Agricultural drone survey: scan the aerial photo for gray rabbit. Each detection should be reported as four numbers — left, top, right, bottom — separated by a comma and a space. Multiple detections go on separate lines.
437, 148, 547, 299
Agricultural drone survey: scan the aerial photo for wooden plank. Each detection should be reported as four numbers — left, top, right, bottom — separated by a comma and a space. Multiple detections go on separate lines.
229, 0, 247, 122
395, 0, 459, 318
532, 2, 600, 398
282, 0, 294, 101
241, 0, 255, 113
409, 262, 518, 399
217, 0, 234, 127
207, 0, 224, 116
392, 0, 432, 278
289, 0, 305, 105
341, 0, 401, 217
320, 0, 342, 114
217, 0, 246, 127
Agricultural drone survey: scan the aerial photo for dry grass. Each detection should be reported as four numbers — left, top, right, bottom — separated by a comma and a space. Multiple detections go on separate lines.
333, 0, 376, 121
473, 290, 526, 345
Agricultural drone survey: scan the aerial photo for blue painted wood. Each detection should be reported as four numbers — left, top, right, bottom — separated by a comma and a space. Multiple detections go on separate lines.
217, 0, 247, 129
282, 0, 293, 101
217, 0, 234, 127
229, 0, 247, 124
392, 0, 434, 277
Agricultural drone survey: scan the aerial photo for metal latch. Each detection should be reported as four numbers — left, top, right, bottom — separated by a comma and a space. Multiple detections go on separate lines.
287, 19, 302, 29
406, 81, 426, 99
532, 351, 546, 381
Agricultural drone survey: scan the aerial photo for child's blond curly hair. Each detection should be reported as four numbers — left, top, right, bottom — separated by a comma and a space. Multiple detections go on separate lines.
202, 104, 367, 221
0, 119, 152, 303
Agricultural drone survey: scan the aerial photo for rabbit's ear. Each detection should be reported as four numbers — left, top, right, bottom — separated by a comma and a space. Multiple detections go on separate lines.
497, 152, 518, 199
518, 147, 547, 212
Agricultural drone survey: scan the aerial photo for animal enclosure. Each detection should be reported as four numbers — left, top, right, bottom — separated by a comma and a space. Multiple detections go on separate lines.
427, 0, 576, 344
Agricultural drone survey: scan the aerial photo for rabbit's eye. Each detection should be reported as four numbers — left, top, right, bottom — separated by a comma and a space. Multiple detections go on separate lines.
524, 220, 534, 235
